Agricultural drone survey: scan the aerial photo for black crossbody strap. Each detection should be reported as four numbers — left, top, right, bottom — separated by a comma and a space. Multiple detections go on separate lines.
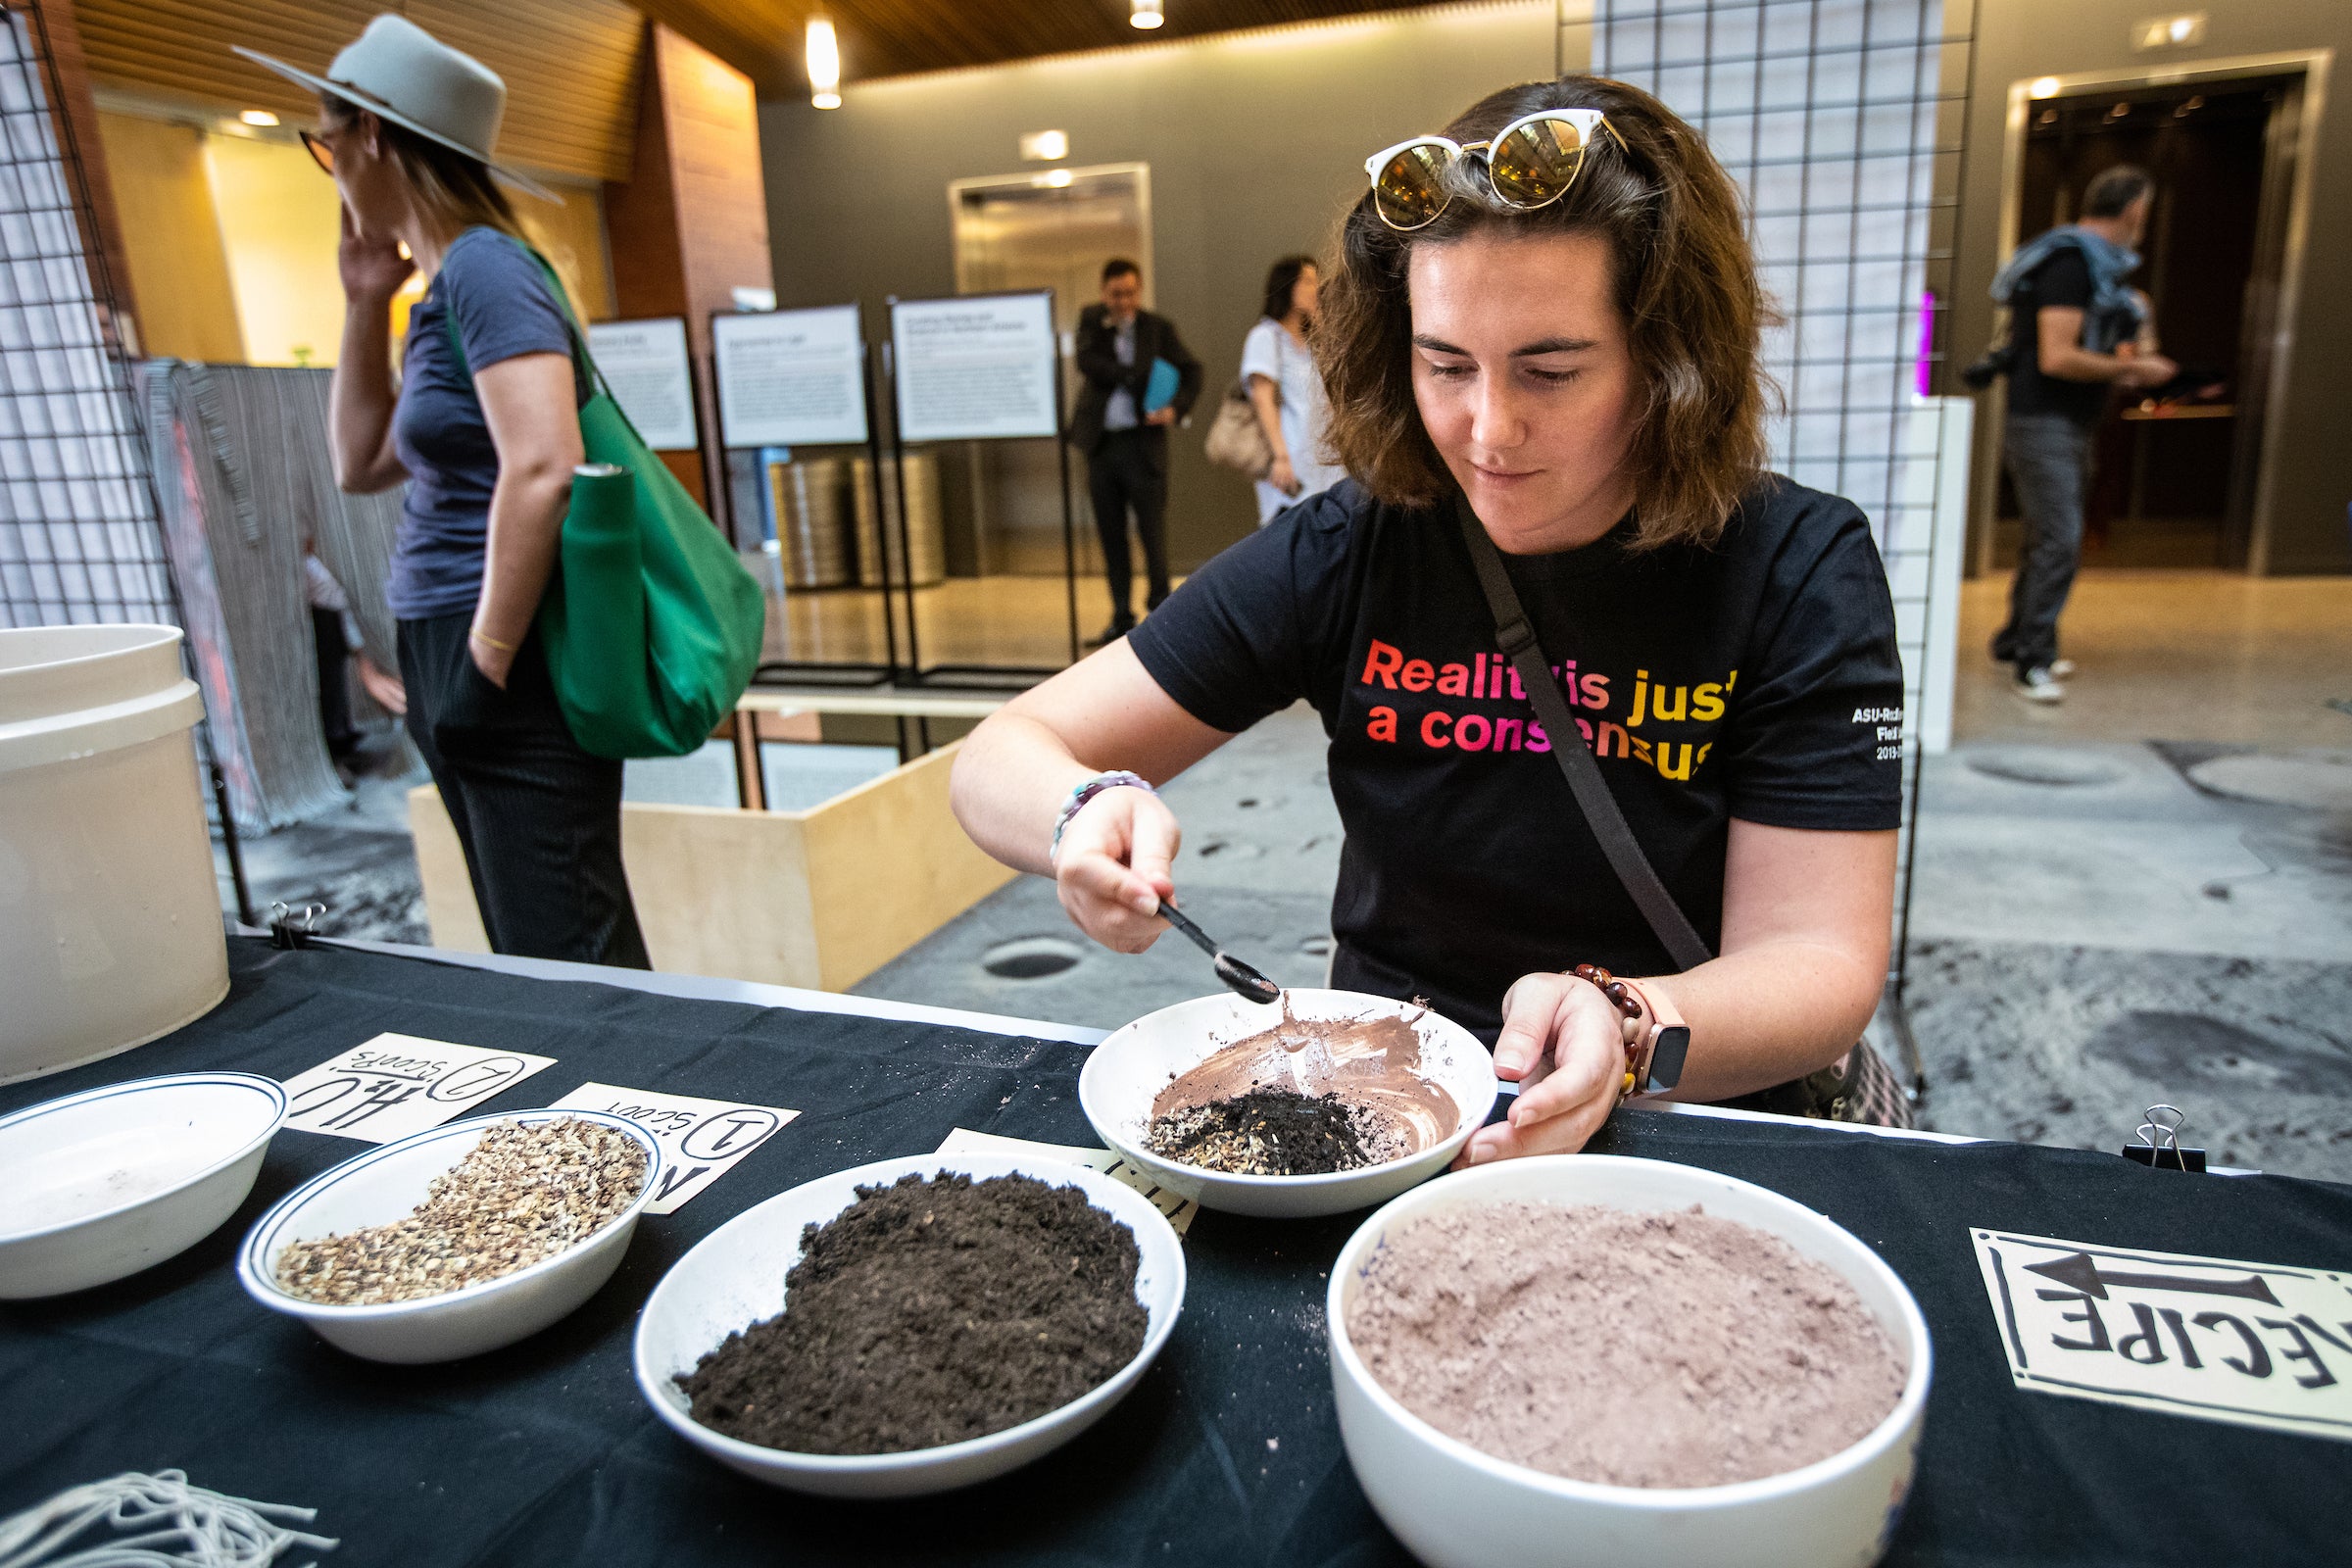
1452, 494, 1714, 971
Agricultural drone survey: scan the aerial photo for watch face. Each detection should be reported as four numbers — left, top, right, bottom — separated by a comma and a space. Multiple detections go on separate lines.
1644, 1025, 1691, 1093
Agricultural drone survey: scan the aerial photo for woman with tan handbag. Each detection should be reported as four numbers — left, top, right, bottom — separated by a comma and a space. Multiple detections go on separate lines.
951, 74, 1915, 1160
1239, 256, 1347, 525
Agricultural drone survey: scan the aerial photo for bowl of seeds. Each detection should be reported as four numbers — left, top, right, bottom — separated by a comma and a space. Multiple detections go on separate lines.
1081, 989, 1499, 1218
236, 1110, 658, 1363
633, 1152, 1186, 1497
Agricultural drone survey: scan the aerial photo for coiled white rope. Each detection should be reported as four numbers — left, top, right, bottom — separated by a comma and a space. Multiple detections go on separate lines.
0, 1470, 337, 1568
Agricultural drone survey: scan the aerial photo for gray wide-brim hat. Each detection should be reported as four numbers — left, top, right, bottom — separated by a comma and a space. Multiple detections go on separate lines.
233, 14, 559, 203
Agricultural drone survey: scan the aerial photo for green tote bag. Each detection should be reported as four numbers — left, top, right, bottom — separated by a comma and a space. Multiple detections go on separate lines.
443, 235, 764, 759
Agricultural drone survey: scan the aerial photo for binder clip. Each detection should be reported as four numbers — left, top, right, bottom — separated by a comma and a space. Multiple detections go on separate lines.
269, 901, 326, 951
2121, 1104, 2206, 1172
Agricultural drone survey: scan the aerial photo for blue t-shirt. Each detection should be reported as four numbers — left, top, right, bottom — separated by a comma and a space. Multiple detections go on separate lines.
387, 226, 580, 619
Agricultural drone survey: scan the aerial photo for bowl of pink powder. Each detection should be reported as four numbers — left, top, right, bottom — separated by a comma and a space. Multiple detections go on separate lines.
1081, 989, 1498, 1218
1326, 1154, 1931, 1568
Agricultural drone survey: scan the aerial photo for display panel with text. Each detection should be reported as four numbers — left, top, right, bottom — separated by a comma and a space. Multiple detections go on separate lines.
890, 292, 1058, 444
584, 318, 698, 451
712, 304, 868, 449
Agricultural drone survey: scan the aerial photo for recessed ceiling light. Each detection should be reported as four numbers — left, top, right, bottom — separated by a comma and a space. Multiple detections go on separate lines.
238, 109, 278, 127
1019, 129, 1069, 162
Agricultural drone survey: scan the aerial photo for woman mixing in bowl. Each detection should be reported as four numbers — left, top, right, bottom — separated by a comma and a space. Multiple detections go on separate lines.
951, 75, 1907, 1161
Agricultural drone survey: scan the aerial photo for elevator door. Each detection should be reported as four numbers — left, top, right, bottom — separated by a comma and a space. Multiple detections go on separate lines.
950, 164, 1152, 575
1997, 78, 2298, 569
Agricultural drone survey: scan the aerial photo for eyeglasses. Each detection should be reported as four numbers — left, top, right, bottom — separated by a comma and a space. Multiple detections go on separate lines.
1362, 109, 1626, 232
300, 128, 335, 175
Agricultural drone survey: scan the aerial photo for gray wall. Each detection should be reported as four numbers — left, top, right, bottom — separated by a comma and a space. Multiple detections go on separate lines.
1948, 0, 2352, 574
759, 2, 1558, 571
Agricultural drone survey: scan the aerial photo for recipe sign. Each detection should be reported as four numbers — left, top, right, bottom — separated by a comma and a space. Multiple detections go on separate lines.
1974, 1228, 2352, 1443
550, 1083, 798, 1214
938, 1126, 1198, 1237
279, 1035, 557, 1143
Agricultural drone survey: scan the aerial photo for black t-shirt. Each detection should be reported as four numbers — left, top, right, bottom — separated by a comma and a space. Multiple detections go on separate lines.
2005, 248, 2109, 428
1128, 477, 1904, 1037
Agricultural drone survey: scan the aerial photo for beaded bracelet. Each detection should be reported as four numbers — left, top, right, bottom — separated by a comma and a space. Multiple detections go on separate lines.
1571, 962, 1647, 1102
1048, 770, 1155, 865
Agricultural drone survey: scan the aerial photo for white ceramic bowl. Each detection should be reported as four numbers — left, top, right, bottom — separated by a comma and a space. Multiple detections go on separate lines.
237, 1109, 661, 1364
1327, 1155, 1932, 1568
0, 1072, 287, 1298
634, 1152, 1187, 1498
1080, 988, 1499, 1218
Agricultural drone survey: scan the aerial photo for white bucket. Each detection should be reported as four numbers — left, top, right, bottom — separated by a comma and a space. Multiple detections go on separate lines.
0, 624, 229, 1083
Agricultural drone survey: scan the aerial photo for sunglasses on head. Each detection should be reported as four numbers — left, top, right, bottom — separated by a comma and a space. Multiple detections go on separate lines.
1363, 108, 1626, 232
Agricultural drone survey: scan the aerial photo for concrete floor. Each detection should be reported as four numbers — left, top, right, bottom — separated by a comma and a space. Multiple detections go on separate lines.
215, 569, 2352, 1183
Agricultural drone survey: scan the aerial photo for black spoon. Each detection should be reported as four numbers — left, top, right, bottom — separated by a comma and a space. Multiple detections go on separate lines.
1157, 901, 1283, 1006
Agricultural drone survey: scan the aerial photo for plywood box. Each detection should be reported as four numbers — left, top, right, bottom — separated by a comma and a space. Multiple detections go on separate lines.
410, 740, 1014, 991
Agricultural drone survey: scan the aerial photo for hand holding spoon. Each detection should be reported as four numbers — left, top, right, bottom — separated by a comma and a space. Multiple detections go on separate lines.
1156, 900, 1282, 1006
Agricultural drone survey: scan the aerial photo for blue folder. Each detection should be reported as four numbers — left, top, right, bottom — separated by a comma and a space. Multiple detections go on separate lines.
1143, 357, 1181, 415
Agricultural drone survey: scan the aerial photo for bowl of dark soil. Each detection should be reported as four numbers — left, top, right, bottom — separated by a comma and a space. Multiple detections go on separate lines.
633, 1152, 1186, 1497
1326, 1155, 1932, 1568
1080, 989, 1498, 1218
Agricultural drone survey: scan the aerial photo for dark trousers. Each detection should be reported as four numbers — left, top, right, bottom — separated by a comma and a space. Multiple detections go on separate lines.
311, 607, 358, 760
1993, 412, 2096, 673
1086, 429, 1170, 625
397, 611, 650, 968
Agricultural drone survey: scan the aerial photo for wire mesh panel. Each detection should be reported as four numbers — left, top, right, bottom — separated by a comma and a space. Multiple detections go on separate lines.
0, 1, 171, 628
1579, 0, 1979, 1026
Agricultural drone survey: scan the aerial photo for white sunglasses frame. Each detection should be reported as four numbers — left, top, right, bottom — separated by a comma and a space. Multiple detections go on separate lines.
1362, 108, 1627, 230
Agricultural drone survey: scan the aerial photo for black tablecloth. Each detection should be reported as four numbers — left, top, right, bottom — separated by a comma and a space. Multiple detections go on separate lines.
4, 939, 2349, 1566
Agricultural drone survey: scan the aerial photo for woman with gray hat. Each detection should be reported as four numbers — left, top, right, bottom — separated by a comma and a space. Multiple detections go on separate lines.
241, 16, 648, 966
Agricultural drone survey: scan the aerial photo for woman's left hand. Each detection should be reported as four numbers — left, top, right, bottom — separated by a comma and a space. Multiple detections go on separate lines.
468, 632, 514, 690
1454, 971, 1625, 1166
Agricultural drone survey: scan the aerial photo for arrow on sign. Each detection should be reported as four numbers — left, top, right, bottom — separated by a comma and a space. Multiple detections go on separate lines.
2024, 1250, 2280, 1305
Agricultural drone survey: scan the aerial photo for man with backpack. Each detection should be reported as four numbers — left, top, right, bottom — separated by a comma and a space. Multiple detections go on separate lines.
1985, 165, 2177, 704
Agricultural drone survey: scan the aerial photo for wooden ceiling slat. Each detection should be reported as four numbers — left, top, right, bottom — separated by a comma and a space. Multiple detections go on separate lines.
635, 0, 1458, 99
78, 0, 648, 184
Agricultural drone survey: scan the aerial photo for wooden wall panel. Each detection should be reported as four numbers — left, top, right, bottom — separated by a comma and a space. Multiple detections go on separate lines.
604, 24, 772, 509
517, 182, 617, 323
74, 0, 644, 183
93, 113, 243, 363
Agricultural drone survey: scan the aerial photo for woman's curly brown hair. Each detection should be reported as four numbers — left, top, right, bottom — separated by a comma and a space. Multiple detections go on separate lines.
1318, 74, 1776, 549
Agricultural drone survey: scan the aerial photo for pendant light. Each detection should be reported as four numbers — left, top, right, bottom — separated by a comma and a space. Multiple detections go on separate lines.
1130, 0, 1165, 29
807, 16, 842, 109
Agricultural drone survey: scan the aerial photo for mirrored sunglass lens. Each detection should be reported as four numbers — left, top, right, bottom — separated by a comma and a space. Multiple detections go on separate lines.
303, 132, 334, 174
1373, 145, 1450, 228
1490, 119, 1588, 207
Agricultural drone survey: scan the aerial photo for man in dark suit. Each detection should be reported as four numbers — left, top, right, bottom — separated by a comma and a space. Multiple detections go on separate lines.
1069, 258, 1202, 644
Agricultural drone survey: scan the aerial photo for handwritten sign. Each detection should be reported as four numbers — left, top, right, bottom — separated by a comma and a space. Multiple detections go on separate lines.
1974, 1228, 2352, 1443
937, 1126, 1197, 1237
891, 293, 1058, 444
586, 318, 698, 450
279, 1034, 557, 1143
712, 305, 867, 448
548, 1082, 798, 1214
